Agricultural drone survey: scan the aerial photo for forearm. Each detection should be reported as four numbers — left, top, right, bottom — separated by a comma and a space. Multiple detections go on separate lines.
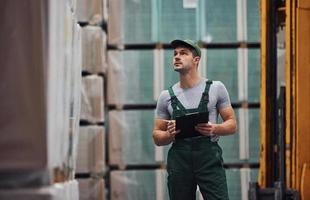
153, 129, 174, 146
214, 119, 237, 136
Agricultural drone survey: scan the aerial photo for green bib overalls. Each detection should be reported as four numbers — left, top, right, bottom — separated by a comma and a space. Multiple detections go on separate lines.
167, 80, 229, 200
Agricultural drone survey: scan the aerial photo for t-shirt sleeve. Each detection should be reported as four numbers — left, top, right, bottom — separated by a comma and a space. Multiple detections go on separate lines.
155, 90, 171, 120
216, 81, 231, 109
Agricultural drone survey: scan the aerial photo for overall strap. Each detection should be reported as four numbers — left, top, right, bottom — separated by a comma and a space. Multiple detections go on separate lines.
168, 86, 187, 115
198, 80, 213, 112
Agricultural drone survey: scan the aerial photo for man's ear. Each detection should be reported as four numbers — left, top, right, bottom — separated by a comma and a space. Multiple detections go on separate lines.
194, 57, 200, 63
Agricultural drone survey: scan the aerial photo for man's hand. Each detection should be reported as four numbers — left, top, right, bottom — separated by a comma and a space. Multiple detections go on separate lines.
153, 119, 180, 146
195, 122, 217, 136
195, 106, 237, 136
166, 120, 181, 139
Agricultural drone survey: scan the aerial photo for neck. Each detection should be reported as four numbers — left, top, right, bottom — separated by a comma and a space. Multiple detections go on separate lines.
179, 70, 202, 89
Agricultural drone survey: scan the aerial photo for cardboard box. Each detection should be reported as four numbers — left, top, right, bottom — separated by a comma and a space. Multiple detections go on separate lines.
76, 126, 105, 174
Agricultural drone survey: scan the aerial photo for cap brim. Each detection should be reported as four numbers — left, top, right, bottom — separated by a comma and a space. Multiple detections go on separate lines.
170, 40, 188, 48
170, 39, 201, 57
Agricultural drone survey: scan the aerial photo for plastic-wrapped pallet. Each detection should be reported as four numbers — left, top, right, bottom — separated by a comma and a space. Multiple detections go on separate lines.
218, 108, 260, 164
48, 0, 80, 181
204, 49, 239, 102
78, 178, 105, 200
76, 126, 105, 174
246, 0, 260, 42
160, 0, 197, 43
81, 26, 107, 74
80, 75, 104, 123
199, 0, 259, 42
248, 49, 260, 102
76, 0, 107, 25
108, 0, 154, 45
107, 50, 155, 106
110, 170, 168, 200
164, 47, 260, 102
67, 0, 76, 13
225, 168, 258, 200
108, 0, 259, 44
108, 0, 197, 45
68, 20, 82, 179
198, 1, 237, 43
0, 0, 78, 187
0, 0, 50, 186
0, 180, 79, 200
246, 108, 260, 162
64, 180, 79, 200
109, 110, 167, 167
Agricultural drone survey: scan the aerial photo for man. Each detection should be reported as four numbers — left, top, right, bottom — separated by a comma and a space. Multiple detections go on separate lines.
152, 39, 237, 200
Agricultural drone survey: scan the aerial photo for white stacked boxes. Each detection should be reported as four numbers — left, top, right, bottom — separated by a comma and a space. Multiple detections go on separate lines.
107, 50, 156, 106
48, 0, 82, 182
64, 180, 79, 200
110, 170, 168, 200
108, 110, 166, 167
0, 0, 81, 199
0, 180, 79, 200
78, 178, 105, 200
225, 168, 258, 200
80, 75, 105, 123
0, 0, 60, 186
67, 0, 77, 12
68, 20, 82, 179
75, 0, 108, 198
0, 0, 48, 176
107, 0, 123, 45
76, 126, 105, 174
81, 26, 107, 74
107, 0, 154, 45
76, 0, 107, 24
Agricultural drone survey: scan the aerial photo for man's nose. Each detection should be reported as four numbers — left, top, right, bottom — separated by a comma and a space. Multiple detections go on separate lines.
174, 56, 180, 60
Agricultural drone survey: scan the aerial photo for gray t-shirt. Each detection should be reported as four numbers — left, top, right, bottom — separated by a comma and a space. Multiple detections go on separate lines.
155, 78, 231, 141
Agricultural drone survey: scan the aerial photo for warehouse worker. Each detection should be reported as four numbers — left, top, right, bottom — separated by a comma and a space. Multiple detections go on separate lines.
152, 39, 237, 200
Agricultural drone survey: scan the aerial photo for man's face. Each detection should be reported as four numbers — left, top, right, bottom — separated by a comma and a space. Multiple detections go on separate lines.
172, 47, 198, 72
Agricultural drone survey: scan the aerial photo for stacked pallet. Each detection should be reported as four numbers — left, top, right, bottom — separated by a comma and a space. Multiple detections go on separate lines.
75, 0, 107, 199
0, 0, 82, 199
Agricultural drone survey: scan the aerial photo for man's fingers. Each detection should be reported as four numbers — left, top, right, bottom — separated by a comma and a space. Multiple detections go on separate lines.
167, 125, 174, 131
196, 126, 210, 131
165, 120, 178, 137
197, 122, 212, 127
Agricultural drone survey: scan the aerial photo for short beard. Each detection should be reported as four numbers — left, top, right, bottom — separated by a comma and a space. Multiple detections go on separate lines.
173, 65, 184, 72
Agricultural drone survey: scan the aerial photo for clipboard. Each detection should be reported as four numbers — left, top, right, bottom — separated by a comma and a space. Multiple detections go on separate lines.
175, 111, 209, 139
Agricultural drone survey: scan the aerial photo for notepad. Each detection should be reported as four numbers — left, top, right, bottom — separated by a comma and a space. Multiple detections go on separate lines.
175, 112, 209, 139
